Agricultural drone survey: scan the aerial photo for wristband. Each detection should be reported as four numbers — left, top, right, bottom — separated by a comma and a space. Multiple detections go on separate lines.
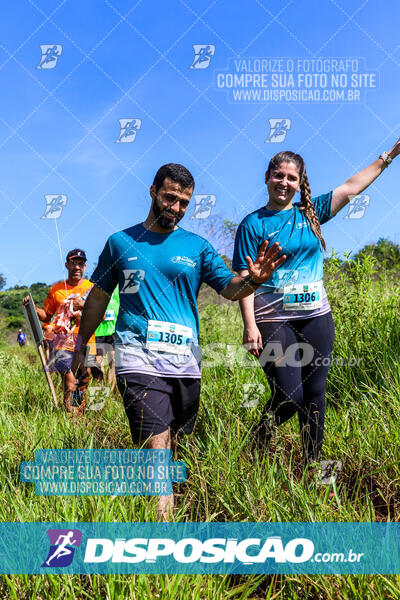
379, 152, 392, 166
243, 274, 260, 289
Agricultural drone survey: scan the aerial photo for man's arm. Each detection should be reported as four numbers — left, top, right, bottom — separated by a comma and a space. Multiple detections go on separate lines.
22, 295, 52, 322
36, 307, 52, 322
220, 275, 263, 300
220, 241, 286, 300
71, 285, 110, 375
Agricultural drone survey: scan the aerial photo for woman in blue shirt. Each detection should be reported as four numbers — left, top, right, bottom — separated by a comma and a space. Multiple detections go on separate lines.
233, 140, 399, 464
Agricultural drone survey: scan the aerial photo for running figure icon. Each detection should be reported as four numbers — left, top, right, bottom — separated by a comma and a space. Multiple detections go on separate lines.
45, 531, 77, 566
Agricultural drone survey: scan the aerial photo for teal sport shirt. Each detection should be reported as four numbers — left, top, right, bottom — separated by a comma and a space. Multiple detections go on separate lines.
232, 191, 333, 321
91, 224, 235, 377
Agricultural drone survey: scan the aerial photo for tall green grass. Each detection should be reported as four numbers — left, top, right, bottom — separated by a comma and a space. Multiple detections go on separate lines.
1, 256, 400, 598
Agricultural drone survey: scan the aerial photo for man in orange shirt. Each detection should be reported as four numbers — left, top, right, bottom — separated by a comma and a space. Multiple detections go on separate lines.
23, 249, 96, 413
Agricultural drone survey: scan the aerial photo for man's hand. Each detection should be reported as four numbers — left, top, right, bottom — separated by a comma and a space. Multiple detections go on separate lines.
246, 240, 286, 284
72, 297, 85, 311
22, 295, 49, 322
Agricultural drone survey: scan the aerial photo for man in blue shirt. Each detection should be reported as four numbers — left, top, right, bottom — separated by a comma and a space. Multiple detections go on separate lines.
17, 329, 26, 347
72, 163, 285, 519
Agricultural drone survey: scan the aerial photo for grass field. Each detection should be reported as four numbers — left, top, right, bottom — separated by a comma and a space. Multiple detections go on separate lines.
1, 256, 400, 598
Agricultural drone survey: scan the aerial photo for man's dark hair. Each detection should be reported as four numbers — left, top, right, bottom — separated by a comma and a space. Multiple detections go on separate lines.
152, 163, 194, 193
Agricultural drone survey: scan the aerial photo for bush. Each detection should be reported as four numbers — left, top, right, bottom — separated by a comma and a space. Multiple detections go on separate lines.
353, 237, 400, 269
6, 316, 25, 330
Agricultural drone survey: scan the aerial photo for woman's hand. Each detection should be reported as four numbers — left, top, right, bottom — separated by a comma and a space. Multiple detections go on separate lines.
243, 323, 263, 357
388, 137, 400, 159
332, 135, 400, 216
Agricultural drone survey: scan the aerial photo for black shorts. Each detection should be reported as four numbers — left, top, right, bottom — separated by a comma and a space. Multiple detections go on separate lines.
116, 372, 201, 444
95, 334, 116, 357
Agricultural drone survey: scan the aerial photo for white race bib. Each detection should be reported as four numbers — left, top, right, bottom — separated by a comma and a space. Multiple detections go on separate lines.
146, 320, 193, 356
104, 309, 115, 321
282, 281, 323, 311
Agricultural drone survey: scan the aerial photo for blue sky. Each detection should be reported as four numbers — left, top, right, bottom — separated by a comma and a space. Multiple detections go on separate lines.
0, 0, 399, 287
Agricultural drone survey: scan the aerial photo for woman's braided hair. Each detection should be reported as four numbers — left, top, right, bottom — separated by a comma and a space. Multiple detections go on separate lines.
265, 150, 326, 251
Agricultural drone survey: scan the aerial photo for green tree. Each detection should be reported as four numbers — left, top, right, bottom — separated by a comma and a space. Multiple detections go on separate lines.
0, 274, 6, 291
222, 220, 238, 243
353, 238, 400, 269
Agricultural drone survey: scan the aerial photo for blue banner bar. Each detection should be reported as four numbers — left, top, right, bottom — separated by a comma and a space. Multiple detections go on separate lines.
0, 523, 399, 574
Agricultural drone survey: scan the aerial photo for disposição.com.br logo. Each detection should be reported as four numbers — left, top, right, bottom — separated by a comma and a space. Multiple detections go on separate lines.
41, 529, 82, 568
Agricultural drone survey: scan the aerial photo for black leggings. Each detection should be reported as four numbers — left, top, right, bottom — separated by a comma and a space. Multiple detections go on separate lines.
257, 312, 335, 462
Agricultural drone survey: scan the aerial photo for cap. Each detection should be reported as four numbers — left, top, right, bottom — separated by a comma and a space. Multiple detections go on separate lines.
66, 249, 87, 262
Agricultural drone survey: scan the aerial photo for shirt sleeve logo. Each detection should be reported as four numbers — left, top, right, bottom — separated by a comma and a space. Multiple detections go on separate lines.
171, 256, 197, 269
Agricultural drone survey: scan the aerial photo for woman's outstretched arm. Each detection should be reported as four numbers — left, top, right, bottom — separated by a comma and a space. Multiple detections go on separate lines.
331, 137, 400, 216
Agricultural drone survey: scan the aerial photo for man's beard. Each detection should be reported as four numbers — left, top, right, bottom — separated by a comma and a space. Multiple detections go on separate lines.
152, 196, 182, 230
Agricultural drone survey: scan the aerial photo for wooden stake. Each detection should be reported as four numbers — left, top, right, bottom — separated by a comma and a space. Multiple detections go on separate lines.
23, 294, 59, 409
37, 343, 59, 408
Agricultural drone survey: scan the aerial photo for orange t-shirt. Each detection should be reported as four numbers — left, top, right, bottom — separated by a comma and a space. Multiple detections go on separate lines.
42, 279, 96, 354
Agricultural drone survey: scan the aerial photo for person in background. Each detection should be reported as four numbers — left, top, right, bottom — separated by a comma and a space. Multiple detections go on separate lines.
17, 329, 26, 347
22, 249, 96, 414
42, 322, 55, 362
91, 286, 119, 389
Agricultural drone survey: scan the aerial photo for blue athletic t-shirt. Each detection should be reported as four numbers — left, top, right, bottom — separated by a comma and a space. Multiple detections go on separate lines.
91, 223, 235, 377
232, 191, 333, 321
